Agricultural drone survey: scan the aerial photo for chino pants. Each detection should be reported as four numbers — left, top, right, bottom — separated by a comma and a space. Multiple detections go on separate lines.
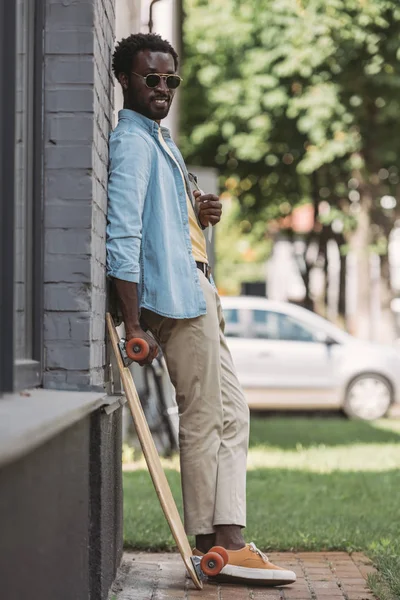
141, 271, 250, 535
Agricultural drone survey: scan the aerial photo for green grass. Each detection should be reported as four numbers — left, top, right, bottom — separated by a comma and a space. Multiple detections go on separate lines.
123, 416, 400, 598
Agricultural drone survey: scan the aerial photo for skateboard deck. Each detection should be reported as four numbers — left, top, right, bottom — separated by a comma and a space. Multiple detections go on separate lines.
106, 313, 203, 590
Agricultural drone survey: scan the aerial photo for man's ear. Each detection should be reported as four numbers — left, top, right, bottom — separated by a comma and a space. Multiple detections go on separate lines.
119, 73, 129, 91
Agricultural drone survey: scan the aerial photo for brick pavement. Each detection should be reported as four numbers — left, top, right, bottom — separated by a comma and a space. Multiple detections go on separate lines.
111, 551, 377, 600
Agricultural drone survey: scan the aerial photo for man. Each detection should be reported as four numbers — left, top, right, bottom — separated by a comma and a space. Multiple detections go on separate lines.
107, 32, 296, 585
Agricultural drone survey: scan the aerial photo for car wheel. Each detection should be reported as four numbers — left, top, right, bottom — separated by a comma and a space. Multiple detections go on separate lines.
344, 374, 392, 420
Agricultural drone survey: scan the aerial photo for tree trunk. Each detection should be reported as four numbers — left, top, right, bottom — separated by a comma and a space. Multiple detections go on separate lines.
338, 251, 346, 320
298, 172, 319, 312
379, 254, 396, 342
348, 190, 372, 338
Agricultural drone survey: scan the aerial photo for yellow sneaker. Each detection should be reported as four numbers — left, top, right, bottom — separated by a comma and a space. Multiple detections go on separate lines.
198, 543, 296, 586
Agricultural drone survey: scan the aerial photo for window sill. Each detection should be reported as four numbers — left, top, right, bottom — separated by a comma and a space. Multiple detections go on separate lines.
0, 389, 122, 469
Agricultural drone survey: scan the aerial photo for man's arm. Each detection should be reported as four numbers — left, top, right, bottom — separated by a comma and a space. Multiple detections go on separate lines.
106, 131, 158, 364
113, 279, 141, 333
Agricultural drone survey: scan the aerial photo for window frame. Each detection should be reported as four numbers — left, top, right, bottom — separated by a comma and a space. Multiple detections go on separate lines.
223, 307, 245, 338
0, 0, 44, 393
31, 0, 45, 383
0, 0, 16, 393
249, 309, 318, 343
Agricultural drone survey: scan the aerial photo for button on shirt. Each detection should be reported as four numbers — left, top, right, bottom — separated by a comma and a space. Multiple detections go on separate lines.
106, 109, 207, 319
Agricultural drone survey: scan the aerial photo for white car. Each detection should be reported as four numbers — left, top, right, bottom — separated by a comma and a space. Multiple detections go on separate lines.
221, 296, 400, 420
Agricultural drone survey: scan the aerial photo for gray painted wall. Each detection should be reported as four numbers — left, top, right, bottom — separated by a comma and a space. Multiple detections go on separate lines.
43, 0, 115, 391
0, 407, 123, 600
90, 406, 124, 599
0, 418, 90, 599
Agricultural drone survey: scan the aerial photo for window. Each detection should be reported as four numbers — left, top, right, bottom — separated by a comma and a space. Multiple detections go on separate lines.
0, 0, 17, 393
252, 310, 316, 342
15, 0, 35, 364
223, 308, 242, 337
0, 0, 44, 393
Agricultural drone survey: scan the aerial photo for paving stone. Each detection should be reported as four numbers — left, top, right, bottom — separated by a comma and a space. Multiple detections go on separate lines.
111, 552, 378, 600
219, 583, 251, 599
282, 589, 312, 599
252, 591, 283, 599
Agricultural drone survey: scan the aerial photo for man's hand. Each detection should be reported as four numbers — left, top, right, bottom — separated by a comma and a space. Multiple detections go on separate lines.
113, 279, 158, 366
194, 191, 222, 227
125, 325, 159, 366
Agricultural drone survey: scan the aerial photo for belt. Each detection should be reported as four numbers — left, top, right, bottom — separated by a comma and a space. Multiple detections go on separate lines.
196, 261, 211, 280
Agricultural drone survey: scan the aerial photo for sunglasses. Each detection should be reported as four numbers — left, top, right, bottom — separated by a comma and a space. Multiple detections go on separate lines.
131, 72, 183, 90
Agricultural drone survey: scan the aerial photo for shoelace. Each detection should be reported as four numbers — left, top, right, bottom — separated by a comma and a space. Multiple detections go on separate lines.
248, 542, 269, 563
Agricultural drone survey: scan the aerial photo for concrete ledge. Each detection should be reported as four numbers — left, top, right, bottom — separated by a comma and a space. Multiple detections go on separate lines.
0, 389, 116, 468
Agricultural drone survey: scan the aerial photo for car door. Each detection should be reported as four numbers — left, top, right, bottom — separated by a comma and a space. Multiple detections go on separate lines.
236, 309, 340, 406
222, 306, 257, 384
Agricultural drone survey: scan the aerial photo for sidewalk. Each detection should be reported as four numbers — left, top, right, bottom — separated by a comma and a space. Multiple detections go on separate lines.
111, 551, 377, 600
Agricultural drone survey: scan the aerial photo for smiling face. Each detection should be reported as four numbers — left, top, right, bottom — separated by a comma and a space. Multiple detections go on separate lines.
120, 49, 177, 122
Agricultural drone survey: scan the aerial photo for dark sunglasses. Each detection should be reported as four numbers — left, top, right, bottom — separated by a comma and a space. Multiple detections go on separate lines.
131, 72, 183, 90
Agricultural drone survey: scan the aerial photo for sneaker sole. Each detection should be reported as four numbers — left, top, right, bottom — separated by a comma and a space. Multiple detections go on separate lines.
211, 564, 296, 586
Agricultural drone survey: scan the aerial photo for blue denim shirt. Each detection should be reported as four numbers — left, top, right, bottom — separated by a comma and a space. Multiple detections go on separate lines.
106, 109, 207, 319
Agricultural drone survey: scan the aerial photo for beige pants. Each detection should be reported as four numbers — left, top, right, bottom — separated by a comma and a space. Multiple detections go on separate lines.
142, 271, 250, 535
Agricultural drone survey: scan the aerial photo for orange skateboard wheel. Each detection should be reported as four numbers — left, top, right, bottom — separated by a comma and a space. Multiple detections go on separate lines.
208, 546, 229, 565
125, 337, 150, 362
201, 551, 225, 577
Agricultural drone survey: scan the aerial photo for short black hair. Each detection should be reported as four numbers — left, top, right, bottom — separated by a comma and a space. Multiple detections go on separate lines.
112, 33, 179, 79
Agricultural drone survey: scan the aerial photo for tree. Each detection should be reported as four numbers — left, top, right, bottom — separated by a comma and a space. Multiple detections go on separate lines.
181, 0, 400, 336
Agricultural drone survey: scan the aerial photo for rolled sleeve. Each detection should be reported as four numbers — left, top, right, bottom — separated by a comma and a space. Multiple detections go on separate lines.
106, 131, 151, 283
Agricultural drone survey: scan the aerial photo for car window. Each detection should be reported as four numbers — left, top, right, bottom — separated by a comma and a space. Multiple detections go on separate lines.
223, 308, 242, 337
252, 310, 316, 342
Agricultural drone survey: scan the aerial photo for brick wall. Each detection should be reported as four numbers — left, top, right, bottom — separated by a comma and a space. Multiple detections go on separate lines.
91, 0, 115, 388
43, 0, 116, 391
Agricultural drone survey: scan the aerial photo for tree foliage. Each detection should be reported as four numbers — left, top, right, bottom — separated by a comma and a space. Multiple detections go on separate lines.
181, 0, 400, 313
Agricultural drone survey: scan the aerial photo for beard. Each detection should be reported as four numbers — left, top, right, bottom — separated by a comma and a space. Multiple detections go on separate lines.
128, 91, 172, 122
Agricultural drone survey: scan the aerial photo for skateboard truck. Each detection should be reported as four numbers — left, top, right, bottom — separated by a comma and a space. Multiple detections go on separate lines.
118, 338, 133, 367
190, 556, 205, 581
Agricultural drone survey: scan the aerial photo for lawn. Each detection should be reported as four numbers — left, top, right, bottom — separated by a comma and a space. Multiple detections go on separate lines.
123, 416, 400, 599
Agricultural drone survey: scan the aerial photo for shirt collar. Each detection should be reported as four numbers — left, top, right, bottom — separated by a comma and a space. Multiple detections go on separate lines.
118, 109, 171, 137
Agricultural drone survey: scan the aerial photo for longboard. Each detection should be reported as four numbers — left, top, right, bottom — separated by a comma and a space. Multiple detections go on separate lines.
106, 313, 203, 590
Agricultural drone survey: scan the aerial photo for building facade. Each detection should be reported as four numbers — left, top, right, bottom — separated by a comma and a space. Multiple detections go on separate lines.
0, 1, 186, 597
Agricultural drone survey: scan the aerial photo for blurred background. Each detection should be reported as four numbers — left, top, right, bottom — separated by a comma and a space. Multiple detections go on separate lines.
123, 0, 400, 437
122, 11, 400, 599
179, 0, 400, 345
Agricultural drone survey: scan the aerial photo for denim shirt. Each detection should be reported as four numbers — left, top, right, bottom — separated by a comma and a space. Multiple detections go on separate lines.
106, 109, 207, 319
